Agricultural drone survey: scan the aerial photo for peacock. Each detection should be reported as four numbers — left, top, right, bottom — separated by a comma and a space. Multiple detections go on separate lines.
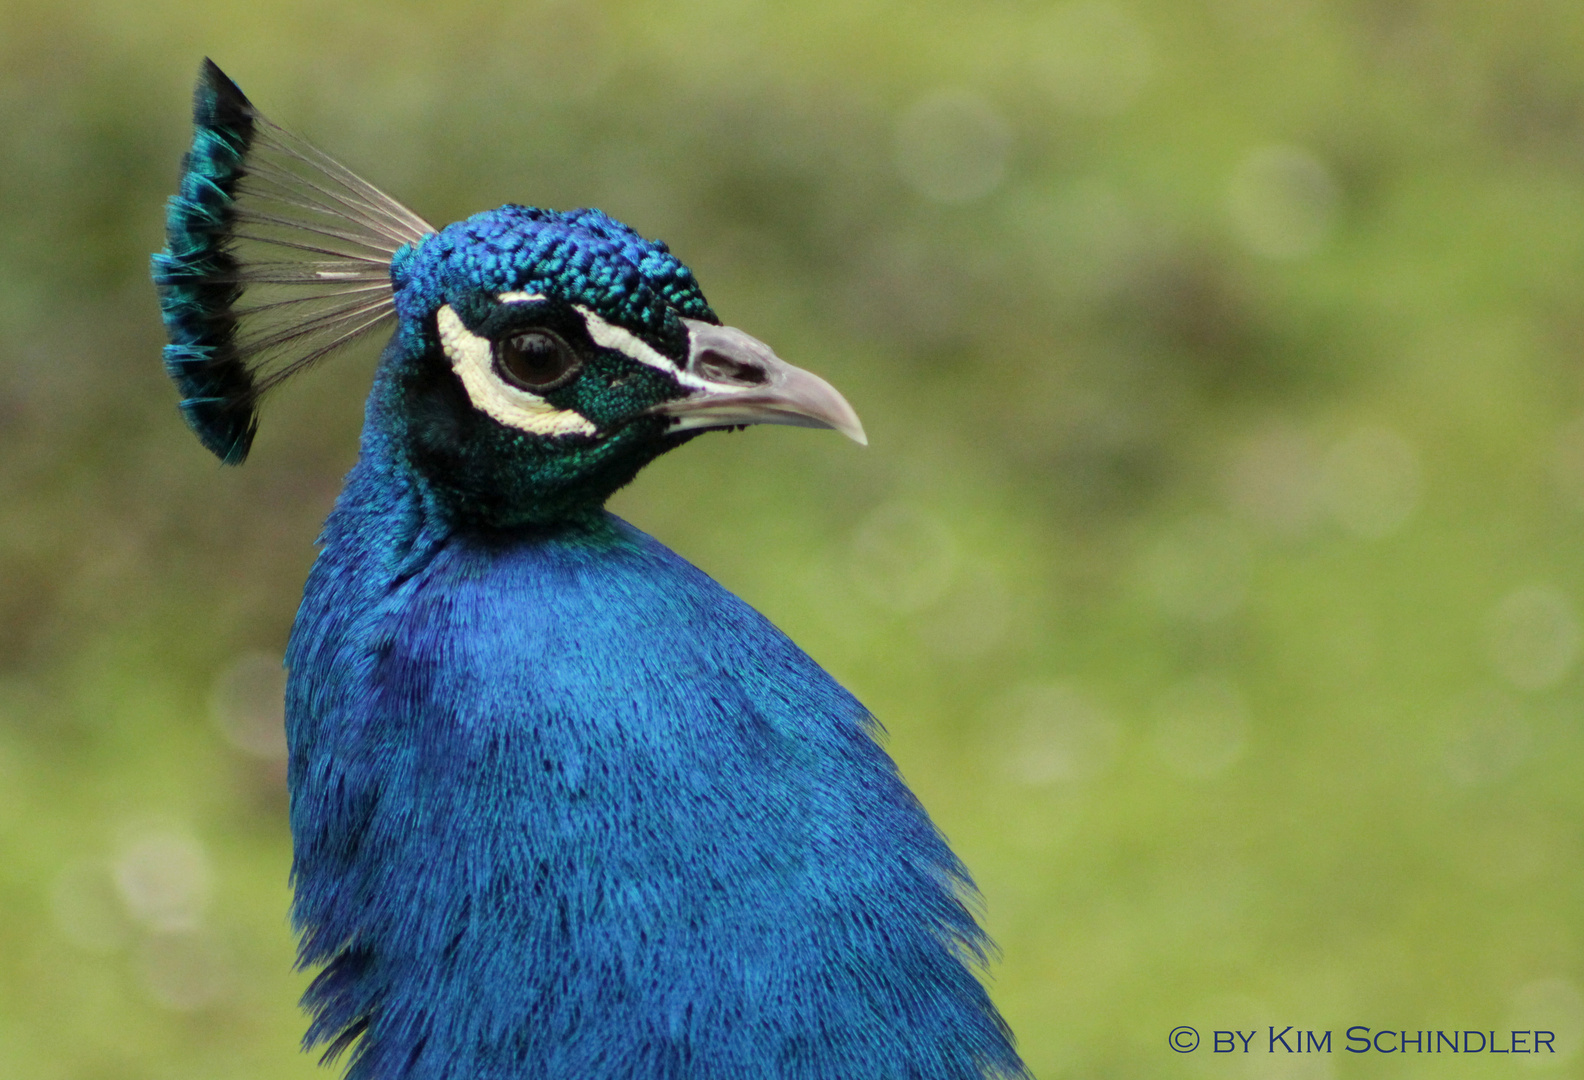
153, 59, 1025, 1080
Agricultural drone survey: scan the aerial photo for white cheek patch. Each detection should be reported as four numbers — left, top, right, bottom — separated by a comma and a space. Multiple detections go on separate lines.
572, 305, 714, 393
436, 304, 598, 438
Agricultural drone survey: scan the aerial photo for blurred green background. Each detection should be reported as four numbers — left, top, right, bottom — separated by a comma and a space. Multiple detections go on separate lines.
3, 0, 1584, 1077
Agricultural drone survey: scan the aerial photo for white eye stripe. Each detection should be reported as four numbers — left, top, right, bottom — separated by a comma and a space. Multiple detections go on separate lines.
495, 293, 711, 391
571, 304, 714, 392
436, 304, 597, 437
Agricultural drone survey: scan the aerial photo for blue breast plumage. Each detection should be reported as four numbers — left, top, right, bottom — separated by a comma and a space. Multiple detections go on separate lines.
153, 60, 1025, 1080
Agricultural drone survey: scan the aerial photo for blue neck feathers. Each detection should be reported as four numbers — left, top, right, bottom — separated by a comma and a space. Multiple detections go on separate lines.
283, 344, 1025, 1079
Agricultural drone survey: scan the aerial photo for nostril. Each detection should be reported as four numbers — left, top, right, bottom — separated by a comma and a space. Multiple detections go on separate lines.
695, 349, 768, 386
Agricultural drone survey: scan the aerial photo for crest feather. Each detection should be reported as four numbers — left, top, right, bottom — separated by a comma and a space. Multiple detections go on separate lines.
151, 59, 434, 463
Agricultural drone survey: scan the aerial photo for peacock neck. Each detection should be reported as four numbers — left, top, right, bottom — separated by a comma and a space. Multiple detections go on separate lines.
286, 427, 649, 1079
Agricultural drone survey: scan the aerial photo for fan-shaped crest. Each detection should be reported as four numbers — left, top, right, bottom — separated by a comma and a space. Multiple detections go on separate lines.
152, 59, 434, 463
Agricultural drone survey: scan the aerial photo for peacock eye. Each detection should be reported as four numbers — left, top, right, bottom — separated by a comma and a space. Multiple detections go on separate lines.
492, 329, 581, 392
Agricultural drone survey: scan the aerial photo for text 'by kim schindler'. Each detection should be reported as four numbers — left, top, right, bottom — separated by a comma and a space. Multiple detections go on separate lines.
1201, 1027, 1555, 1054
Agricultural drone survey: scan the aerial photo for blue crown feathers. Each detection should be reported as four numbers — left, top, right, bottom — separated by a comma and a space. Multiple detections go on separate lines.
151, 60, 433, 463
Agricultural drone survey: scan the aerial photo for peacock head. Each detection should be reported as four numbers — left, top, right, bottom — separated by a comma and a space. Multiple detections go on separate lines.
382, 206, 864, 526
152, 60, 863, 528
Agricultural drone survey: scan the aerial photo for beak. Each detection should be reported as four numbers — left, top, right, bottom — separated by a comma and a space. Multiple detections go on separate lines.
651, 319, 867, 445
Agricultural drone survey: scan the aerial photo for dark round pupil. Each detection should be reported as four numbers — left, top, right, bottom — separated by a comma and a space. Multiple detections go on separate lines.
495, 330, 578, 390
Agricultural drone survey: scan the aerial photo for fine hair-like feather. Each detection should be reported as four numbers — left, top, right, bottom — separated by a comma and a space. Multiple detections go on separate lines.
288, 462, 1030, 1079
151, 59, 433, 463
